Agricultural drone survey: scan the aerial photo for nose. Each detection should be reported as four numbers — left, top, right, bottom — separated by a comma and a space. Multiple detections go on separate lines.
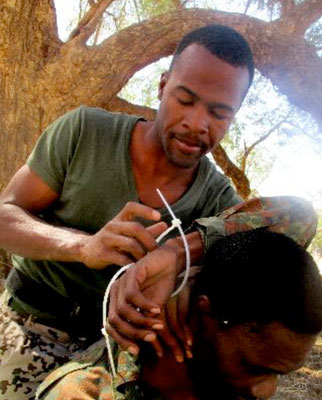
182, 105, 209, 135
249, 375, 277, 399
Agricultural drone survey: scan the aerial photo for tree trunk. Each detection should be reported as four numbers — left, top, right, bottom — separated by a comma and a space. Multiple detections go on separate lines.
0, 0, 61, 187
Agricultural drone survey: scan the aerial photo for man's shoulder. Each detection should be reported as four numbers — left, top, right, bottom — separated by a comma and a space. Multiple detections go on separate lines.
35, 338, 142, 400
70, 105, 138, 125
200, 156, 232, 186
192, 156, 242, 213
73, 106, 142, 138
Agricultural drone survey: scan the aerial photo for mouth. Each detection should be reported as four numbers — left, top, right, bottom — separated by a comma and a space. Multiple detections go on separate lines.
173, 135, 206, 155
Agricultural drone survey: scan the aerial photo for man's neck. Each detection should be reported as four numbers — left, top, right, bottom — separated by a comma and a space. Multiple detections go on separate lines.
130, 120, 199, 207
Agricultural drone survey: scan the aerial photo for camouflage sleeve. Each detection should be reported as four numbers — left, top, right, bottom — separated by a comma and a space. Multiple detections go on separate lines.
193, 196, 318, 254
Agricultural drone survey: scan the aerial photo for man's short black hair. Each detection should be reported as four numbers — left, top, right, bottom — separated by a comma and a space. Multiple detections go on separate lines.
170, 24, 255, 88
192, 229, 322, 335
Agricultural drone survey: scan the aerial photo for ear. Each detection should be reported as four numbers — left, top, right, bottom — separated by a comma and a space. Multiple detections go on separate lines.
158, 71, 169, 100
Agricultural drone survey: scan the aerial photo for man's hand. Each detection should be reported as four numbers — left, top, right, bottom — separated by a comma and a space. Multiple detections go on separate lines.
106, 245, 181, 355
79, 202, 167, 269
156, 283, 194, 362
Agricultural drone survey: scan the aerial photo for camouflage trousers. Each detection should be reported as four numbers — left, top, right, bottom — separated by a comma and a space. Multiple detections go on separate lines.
0, 290, 85, 400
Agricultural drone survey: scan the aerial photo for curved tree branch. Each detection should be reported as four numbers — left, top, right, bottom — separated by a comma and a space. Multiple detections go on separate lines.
279, 0, 296, 17
97, 9, 322, 129
105, 97, 157, 120
171, 0, 186, 8
212, 145, 251, 199
293, 0, 322, 33
67, 9, 265, 104
240, 117, 286, 173
47, 8, 322, 131
69, 0, 116, 43
278, 0, 322, 35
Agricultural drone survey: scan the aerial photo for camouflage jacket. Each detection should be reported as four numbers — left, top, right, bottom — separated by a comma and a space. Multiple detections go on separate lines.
36, 338, 164, 400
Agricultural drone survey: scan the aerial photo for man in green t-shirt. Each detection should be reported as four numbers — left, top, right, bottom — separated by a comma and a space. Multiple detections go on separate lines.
0, 25, 317, 399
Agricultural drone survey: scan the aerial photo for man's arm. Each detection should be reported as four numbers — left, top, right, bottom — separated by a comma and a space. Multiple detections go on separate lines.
107, 196, 318, 355
0, 164, 166, 268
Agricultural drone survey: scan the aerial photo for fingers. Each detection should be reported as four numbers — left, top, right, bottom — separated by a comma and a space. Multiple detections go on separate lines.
107, 274, 163, 354
100, 250, 134, 268
146, 221, 168, 239
106, 220, 162, 255
118, 282, 161, 315
105, 322, 140, 356
107, 305, 163, 355
164, 297, 185, 342
106, 247, 180, 359
156, 285, 193, 362
116, 202, 161, 223
104, 226, 150, 261
149, 337, 164, 358
177, 285, 193, 349
106, 316, 157, 346
81, 214, 168, 269
157, 309, 185, 363
109, 296, 163, 331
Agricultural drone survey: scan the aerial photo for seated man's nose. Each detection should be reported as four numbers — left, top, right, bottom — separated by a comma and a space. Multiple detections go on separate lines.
250, 376, 277, 399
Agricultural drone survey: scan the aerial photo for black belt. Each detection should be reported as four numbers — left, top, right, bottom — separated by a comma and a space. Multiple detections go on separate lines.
6, 268, 102, 342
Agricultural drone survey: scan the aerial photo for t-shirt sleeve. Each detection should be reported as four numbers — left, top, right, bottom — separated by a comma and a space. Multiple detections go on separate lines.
26, 107, 83, 193
216, 182, 242, 212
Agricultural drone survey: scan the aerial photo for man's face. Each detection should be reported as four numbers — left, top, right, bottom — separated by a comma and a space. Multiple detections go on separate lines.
189, 317, 316, 400
154, 43, 249, 169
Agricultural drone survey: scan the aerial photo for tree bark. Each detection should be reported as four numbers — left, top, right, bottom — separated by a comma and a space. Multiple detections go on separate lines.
212, 146, 251, 199
0, 1, 320, 195
69, 0, 116, 42
0, 0, 61, 185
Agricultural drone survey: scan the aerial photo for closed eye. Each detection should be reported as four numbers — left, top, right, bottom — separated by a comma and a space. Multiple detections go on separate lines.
241, 359, 286, 376
209, 109, 228, 120
177, 97, 194, 106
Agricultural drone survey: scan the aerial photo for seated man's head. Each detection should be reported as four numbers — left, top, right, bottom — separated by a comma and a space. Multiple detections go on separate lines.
188, 229, 322, 400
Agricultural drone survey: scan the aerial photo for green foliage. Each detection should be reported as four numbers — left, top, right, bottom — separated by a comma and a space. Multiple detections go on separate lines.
86, 0, 185, 44
119, 59, 169, 108
305, 18, 322, 54
308, 196, 322, 266
139, 0, 177, 17
311, 215, 322, 255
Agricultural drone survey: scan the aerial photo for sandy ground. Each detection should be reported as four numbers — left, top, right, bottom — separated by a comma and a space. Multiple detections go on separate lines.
273, 334, 322, 400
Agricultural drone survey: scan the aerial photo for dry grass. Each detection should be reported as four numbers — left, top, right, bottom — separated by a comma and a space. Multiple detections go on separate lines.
273, 334, 322, 400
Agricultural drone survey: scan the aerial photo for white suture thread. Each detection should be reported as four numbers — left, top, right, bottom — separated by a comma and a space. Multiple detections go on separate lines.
101, 188, 191, 377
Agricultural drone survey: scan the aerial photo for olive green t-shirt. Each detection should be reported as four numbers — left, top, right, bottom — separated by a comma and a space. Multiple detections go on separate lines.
9, 106, 240, 322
